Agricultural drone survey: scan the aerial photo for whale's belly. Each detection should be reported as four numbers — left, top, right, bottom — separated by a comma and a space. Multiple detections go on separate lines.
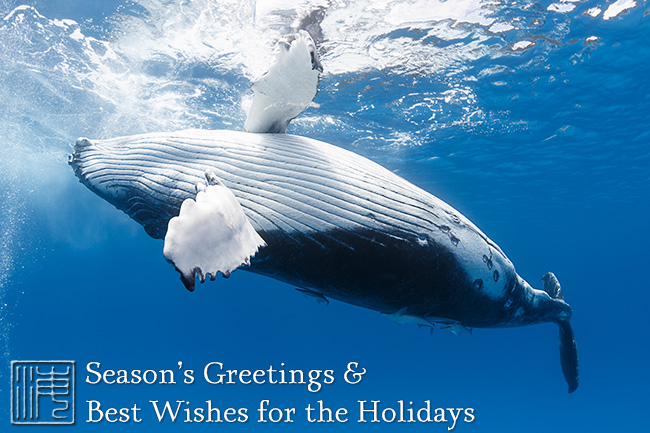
70, 129, 520, 327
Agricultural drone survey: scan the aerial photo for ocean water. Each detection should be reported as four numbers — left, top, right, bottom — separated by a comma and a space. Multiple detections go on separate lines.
0, 0, 648, 431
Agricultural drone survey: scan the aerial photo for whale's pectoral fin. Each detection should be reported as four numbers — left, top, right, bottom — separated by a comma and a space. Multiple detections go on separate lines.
542, 272, 579, 393
163, 170, 266, 292
244, 30, 322, 134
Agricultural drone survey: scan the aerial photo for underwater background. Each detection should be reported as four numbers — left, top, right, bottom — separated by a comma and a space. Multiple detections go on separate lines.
0, 0, 648, 431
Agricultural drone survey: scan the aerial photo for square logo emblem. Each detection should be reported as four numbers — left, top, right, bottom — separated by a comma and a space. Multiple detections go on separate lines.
11, 360, 76, 425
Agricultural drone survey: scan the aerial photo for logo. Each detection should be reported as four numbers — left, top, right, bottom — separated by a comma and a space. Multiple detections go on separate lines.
11, 361, 76, 425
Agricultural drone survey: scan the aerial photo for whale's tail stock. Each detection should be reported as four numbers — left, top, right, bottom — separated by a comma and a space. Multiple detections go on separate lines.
541, 272, 579, 393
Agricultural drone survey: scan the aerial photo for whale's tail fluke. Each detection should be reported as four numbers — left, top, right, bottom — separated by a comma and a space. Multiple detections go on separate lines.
541, 272, 579, 393
558, 319, 579, 393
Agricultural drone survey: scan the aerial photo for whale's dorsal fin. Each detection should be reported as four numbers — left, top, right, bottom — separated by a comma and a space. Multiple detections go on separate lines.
163, 170, 266, 291
244, 30, 323, 134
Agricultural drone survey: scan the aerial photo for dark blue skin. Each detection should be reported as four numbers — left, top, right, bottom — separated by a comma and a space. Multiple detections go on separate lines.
116, 191, 567, 331
249, 227, 568, 329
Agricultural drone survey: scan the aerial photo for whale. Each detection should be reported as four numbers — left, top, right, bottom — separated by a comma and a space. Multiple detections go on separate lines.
68, 29, 578, 392
69, 128, 579, 392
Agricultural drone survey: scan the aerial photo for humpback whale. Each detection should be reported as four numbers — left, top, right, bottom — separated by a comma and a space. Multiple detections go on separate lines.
69, 31, 578, 392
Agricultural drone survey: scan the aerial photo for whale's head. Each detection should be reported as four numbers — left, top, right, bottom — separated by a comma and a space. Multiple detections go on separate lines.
69, 134, 196, 239
244, 30, 323, 133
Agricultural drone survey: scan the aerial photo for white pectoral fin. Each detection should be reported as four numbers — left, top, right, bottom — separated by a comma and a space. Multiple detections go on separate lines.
163, 170, 266, 292
244, 31, 321, 134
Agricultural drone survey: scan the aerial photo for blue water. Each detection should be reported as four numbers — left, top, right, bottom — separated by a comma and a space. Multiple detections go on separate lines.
1, 0, 649, 431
